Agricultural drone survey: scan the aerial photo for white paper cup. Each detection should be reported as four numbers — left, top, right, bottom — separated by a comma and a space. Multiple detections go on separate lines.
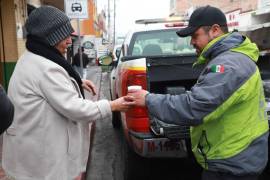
128, 85, 142, 92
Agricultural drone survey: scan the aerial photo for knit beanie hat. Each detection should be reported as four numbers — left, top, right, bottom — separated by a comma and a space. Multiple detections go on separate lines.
25, 6, 74, 46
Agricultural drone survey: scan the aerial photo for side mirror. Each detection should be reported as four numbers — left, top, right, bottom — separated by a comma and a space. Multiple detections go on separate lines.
115, 48, 121, 59
98, 55, 113, 66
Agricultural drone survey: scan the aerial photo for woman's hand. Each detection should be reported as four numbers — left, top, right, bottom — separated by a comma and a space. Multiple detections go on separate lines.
82, 79, 97, 95
109, 96, 135, 112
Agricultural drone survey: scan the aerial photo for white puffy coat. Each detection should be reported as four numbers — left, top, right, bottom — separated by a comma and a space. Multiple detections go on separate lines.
2, 50, 112, 180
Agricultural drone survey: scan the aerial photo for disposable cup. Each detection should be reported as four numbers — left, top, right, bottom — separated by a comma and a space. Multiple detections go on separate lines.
128, 85, 142, 92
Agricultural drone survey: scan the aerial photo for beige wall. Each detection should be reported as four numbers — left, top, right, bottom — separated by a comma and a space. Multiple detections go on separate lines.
14, 0, 27, 57
41, 0, 64, 10
14, 0, 43, 57
1, 0, 18, 62
0, 4, 3, 83
0, 0, 19, 86
27, 0, 41, 7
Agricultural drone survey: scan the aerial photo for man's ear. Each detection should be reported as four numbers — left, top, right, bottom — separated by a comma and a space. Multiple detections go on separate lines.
209, 24, 223, 39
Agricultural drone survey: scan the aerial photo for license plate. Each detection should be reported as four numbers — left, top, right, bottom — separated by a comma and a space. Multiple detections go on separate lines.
130, 136, 188, 158
146, 139, 186, 152
144, 139, 187, 157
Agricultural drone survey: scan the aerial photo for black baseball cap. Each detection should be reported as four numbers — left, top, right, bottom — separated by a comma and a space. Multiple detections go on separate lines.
176, 5, 227, 37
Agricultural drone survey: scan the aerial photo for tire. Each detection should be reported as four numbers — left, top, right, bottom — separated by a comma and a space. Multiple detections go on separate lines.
112, 111, 121, 128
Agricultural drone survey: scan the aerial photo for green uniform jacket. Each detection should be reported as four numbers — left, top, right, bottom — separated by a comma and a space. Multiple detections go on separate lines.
146, 32, 269, 175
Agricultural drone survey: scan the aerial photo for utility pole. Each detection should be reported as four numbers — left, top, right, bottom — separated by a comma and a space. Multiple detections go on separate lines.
113, 0, 116, 45
76, 19, 83, 78
108, 0, 111, 43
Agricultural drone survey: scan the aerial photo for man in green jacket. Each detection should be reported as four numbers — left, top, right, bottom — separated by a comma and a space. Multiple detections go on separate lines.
128, 5, 269, 180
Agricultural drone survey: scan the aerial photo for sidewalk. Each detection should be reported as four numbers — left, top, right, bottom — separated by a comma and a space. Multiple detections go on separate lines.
0, 136, 9, 180
0, 66, 102, 180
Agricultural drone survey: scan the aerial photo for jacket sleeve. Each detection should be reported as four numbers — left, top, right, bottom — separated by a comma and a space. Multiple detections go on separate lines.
0, 85, 14, 134
39, 66, 112, 122
146, 61, 250, 126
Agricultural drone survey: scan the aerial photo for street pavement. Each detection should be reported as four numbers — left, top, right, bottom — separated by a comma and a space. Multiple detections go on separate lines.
84, 66, 102, 101
85, 69, 124, 180
0, 137, 9, 180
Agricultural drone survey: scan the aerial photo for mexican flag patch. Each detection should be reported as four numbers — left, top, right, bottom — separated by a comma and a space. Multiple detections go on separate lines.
211, 65, 225, 73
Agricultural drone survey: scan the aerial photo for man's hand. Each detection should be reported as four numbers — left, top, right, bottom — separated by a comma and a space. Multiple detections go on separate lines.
82, 79, 97, 95
127, 89, 149, 107
110, 96, 135, 112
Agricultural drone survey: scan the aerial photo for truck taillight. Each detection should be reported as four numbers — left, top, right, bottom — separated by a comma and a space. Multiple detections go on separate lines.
122, 69, 150, 133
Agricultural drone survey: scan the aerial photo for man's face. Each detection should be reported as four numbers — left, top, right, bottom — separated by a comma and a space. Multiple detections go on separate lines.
190, 27, 212, 55
55, 36, 72, 55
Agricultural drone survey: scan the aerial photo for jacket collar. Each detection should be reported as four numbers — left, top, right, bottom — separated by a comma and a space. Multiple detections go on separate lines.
194, 32, 249, 66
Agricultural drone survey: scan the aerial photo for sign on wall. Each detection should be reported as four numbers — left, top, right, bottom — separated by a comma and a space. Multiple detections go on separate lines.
65, 0, 88, 19
225, 9, 241, 28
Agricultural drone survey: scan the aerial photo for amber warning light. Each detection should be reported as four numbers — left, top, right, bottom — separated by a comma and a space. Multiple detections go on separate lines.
135, 17, 188, 25
165, 22, 187, 27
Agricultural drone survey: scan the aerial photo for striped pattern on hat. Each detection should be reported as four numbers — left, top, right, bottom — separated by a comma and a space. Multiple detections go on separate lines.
25, 6, 74, 46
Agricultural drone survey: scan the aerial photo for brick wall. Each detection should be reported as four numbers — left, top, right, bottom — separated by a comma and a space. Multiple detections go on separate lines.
173, 0, 258, 15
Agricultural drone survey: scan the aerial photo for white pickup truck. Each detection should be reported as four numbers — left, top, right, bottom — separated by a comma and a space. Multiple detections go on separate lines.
109, 18, 200, 179
107, 18, 270, 180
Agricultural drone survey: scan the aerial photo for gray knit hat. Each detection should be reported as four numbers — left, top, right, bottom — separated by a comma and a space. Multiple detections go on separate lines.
25, 6, 74, 46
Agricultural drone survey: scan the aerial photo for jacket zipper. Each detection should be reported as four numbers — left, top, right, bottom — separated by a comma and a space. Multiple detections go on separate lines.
198, 130, 211, 169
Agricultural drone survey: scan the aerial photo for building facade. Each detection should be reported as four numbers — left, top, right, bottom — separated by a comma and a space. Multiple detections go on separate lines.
170, 0, 258, 17
0, 0, 19, 88
0, 0, 101, 88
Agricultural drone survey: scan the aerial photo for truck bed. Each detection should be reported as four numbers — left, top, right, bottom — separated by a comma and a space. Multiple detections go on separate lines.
146, 55, 203, 94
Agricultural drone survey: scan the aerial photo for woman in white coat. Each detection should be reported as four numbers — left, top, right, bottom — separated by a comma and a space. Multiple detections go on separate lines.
2, 6, 134, 180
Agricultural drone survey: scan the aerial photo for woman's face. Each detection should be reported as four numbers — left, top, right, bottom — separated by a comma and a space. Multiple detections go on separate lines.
54, 36, 72, 55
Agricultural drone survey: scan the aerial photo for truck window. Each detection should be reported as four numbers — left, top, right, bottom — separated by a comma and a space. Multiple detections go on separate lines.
128, 29, 195, 56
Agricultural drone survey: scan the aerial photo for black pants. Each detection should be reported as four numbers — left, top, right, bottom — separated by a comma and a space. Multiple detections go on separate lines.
202, 170, 259, 180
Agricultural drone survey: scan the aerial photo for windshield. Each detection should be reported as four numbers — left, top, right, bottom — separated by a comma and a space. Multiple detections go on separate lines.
128, 29, 195, 56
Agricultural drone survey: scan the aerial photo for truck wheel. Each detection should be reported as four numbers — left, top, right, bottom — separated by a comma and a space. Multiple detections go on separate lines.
112, 111, 121, 128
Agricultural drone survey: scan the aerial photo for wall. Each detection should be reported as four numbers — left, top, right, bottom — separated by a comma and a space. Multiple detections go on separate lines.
27, 0, 41, 7
172, 0, 258, 16
14, 0, 27, 57
0, 0, 18, 88
41, 0, 64, 10
81, 0, 95, 35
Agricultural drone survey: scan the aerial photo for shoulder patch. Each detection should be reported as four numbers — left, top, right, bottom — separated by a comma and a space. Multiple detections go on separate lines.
210, 65, 225, 73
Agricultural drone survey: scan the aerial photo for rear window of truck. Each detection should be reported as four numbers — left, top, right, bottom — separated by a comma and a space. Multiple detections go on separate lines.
128, 29, 195, 56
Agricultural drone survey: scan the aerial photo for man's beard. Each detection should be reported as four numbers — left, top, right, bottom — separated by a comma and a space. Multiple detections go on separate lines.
195, 34, 214, 56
